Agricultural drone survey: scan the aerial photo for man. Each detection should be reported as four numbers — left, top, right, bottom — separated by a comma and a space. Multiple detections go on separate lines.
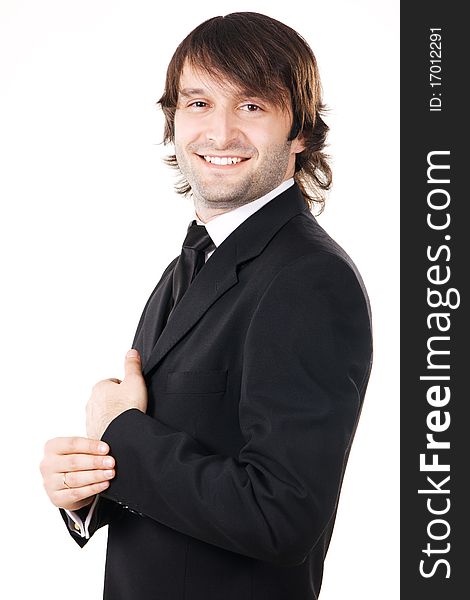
40, 12, 373, 600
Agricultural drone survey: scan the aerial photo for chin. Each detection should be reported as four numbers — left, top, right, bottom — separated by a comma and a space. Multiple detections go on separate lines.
197, 193, 238, 207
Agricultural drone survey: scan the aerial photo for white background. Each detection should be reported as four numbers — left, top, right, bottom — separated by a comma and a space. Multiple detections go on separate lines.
0, 1, 399, 598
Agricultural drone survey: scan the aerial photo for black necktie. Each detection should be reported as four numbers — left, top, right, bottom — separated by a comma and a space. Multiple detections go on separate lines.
171, 220, 216, 310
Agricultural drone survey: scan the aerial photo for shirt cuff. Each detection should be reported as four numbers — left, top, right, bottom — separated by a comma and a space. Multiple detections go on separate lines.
64, 495, 99, 539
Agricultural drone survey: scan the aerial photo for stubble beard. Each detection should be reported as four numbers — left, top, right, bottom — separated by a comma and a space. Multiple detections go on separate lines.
174, 139, 294, 210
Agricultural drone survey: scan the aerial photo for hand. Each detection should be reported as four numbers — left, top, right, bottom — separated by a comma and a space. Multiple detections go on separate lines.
40, 437, 115, 511
86, 349, 148, 441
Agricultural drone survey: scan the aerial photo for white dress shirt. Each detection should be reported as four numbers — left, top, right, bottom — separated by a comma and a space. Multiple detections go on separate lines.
64, 177, 295, 539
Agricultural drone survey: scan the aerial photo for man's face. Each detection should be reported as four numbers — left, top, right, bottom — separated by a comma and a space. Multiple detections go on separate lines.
173, 61, 305, 212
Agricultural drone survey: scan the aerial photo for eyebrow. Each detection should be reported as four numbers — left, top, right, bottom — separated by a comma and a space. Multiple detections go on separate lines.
178, 87, 272, 105
178, 88, 207, 98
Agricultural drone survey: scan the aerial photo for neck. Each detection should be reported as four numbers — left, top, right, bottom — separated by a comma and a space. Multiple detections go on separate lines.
194, 204, 230, 224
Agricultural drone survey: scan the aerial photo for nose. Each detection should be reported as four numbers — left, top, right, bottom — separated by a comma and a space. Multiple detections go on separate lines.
204, 106, 240, 148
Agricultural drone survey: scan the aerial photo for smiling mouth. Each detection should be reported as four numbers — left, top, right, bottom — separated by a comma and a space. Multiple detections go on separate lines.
196, 154, 250, 167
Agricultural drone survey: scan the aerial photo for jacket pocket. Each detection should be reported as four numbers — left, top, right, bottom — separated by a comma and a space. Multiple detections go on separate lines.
166, 370, 228, 395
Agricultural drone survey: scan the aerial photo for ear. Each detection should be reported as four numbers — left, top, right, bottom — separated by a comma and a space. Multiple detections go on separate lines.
291, 133, 306, 155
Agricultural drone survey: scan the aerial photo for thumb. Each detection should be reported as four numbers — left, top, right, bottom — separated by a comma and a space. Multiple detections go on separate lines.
124, 348, 143, 379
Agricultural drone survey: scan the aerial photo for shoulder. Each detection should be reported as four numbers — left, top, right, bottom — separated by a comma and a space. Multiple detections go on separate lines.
247, 222, 373, 393
267, 210, 371, 320
261, 250, 372, 330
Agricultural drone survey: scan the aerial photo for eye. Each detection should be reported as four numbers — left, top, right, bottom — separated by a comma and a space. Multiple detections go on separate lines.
240, 103, 262, 112
188, 101, 208, 109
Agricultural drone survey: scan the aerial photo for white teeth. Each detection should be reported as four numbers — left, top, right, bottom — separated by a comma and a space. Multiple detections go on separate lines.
203, 156, 244, 165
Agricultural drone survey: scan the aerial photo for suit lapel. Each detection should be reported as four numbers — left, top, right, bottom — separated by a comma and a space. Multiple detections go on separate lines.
133, 265, 175, 364
142, 183, 309, 377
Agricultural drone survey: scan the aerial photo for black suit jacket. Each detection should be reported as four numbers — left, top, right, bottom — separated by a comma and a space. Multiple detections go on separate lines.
61, 183, 373, 599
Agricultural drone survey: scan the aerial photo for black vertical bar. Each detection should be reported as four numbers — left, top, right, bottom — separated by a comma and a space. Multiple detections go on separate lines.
401, 2, 468, 598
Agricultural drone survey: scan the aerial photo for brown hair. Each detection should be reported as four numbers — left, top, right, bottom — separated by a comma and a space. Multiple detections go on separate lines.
157, 12, 332, 214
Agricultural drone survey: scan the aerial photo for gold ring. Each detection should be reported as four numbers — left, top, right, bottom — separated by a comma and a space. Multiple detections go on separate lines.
63, 472, 70, 489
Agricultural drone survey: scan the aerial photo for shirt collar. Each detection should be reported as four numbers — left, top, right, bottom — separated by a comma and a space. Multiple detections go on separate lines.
193, 178, 294, 249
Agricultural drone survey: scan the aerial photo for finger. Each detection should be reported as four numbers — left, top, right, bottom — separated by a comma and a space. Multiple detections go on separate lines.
54, 480, 111, 506
124, 348, 142, 379
45, 437, 109, 456
60, 468, 115, 490
51, 453, 115, 474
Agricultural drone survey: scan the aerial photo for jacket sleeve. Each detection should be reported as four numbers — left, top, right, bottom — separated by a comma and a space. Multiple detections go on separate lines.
59, 495, 125, 548
100, 252, 373, 566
